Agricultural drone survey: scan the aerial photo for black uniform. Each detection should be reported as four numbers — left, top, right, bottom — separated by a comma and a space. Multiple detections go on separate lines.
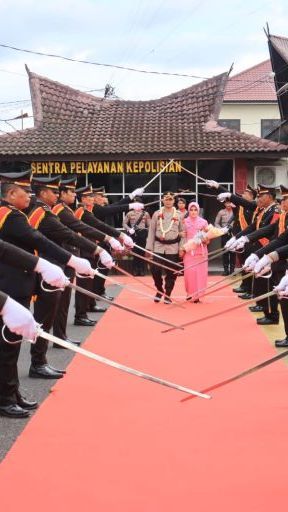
0, 201, 71, 406
238, 202, 280, 317
75, 206, 115, 310
0, 240, 39, 310
51, 201, 120, 337
253, 213, 288, 325
214, 186, 256, 288
92, 197, 131, 297
27, 200, 100, 364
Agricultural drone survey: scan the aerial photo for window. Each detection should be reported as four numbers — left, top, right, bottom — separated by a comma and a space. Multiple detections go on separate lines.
218, 119, 240, 131
261, 119, 281, 138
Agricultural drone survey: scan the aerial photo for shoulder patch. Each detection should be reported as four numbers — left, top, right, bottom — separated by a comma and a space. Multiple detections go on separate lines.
52, 203, 65, 216
28, 206, 46, 229
0, 206, 12, 229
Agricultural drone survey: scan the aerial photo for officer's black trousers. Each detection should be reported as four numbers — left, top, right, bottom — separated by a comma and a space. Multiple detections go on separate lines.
53, 266, 75, 339
75, 273, 94, 318
150, 253, 179, 296
0, 297, 30, 405
31, 284, 62, 365
253, 262, 286, 319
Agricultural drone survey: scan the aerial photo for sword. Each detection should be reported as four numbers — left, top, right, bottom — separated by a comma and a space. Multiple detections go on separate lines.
113, 264, 184, 309
174, 248, 230, 275
68, 281, 183, 330
79, 269, 165, 304
130, 250, 180, 274
162, 290, 277, 334
181, 348, 288, 402
188, 268, 248, 299
29, 327, 211, 399
133, 243, 183, 269
142, 160, 174, 190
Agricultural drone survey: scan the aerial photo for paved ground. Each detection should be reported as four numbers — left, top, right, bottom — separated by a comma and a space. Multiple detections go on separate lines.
0, 286, 118, 462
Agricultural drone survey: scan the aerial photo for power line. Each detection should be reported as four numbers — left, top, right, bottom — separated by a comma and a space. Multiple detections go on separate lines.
0, 42, 211, 79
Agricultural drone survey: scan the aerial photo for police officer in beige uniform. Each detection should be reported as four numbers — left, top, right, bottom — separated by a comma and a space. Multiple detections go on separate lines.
146, 191, 184, 303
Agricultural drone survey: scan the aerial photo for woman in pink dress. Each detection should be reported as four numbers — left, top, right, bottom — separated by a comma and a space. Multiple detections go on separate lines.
179, 202, 209, 302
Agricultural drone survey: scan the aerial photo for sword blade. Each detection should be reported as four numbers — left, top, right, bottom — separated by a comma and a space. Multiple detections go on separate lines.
113, 264, 185, 309
130, 250, 179, 273
182, 348, 288, 402
143, 159, 174, 189
37, 329, 209, 399
174, 248, 229, 275
69, 282, 183, 330
162, 290, 277, 334
93, 268, 162, 303
133, 244, 183, 269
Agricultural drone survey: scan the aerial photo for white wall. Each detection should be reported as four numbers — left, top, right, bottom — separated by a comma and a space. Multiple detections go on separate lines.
219, 103, 280, 137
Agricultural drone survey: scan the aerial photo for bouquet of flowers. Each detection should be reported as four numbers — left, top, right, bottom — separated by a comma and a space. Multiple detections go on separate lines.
183, 225, 228, 253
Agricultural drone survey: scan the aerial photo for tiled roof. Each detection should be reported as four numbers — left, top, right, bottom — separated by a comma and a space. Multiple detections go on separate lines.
224, 60, 276, 102
0, 67, 286, 156
269, 34, 288, 64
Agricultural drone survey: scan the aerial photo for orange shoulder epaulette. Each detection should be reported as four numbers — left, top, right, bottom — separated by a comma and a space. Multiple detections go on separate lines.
0, 206, 12, 229
278, 212, 287, 235
74, 206, 84, 220
28, 206, 46, 229
52, 203, 65, 216
238, 206, 248, 230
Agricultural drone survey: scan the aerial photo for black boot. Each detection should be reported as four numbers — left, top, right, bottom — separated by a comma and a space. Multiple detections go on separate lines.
154, 290, 163, 303
275, 337, 288, 347
222, 268, 229, 276
257, 313, 279, 325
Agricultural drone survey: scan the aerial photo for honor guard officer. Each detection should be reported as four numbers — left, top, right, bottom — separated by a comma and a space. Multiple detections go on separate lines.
28, 176, 113, 372
74, 184, 118, 324
228, 184, 280, 321
243, 185, 288, 337
51, 177, 125, 339
74, 185, 142, 314
91, 185, 145, 300
123, 197, 151, 276
0, 239, 70, 418
145, 191, 184, 303
207, 180, 257, 295
0, 170, 87, 417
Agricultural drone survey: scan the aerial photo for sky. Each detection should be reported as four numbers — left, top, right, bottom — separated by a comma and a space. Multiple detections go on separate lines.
0, 0, 287, 132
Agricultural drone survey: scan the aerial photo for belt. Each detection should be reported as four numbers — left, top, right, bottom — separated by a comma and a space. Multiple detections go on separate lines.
155, 236, 180, 245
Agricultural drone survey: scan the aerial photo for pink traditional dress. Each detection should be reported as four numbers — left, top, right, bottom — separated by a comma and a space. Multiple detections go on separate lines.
183, 205, 208, 301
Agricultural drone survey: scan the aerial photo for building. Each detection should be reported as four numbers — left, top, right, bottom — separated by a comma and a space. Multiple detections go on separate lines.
220, 60, 280, 138
0, 66, 287, 225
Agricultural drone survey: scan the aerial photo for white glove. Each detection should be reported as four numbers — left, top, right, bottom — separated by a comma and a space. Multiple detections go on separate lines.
274, 275, 288, 292
99, 249, 114, 269
225, 236, 237, 250
128, 228, 135, 235
243, 253, 259, 270
109, 237, 124, 252
254, 254, 273, 274
206, 179, 219, 189
234, 235, 249, 250
221, 226, 229, 235
122, 233, 134, 248
35, 257, 68, 288
129, 202, 144, 211
68, 255, 94, 275
1, 297, 38, 341
129, 187, 145, 200
278, 286, 288, 298
217, 192, 231, 202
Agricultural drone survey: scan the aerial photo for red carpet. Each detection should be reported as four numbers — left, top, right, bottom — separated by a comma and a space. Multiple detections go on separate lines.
1, 276, 288, 511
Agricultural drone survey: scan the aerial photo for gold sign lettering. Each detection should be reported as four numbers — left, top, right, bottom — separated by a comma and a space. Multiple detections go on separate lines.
31, 160, 182, 174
